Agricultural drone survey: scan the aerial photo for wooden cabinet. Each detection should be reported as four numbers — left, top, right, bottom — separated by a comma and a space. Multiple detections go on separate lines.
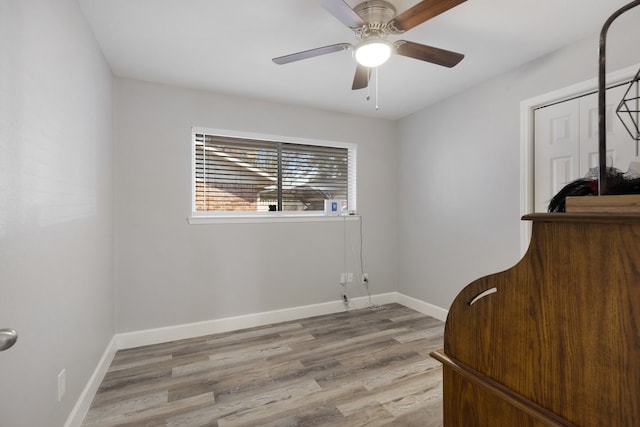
432, 213, 640, 426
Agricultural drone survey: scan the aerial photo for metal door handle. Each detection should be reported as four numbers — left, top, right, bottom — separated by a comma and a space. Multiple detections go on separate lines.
0, 329, 18, 351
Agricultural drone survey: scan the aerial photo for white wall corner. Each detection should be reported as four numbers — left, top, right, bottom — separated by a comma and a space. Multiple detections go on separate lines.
64, 336, 118, 427
395, 293, 449, 322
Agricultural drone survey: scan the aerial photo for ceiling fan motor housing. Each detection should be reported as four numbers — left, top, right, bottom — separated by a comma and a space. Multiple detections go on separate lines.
353, 0, 397, 38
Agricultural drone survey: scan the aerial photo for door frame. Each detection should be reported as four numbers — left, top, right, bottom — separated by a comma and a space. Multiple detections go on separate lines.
519, 63, 640, 256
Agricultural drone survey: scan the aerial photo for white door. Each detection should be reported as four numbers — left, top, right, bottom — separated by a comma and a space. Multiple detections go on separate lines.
534, 99, 580, 212
578, 85, 637, 176
534, 86, 640, 212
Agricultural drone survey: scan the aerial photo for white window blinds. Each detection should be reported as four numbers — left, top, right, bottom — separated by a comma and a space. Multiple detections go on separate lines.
194, 132, 355, 214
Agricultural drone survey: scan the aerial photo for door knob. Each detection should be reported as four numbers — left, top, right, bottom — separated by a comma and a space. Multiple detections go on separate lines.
0, 329, 18, 351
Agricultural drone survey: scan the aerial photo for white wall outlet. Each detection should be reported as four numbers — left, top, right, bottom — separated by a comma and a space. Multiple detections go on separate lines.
340, 273, 347, 284
362, 273, 369, 284
57, 368, 66, 402
347, 273, 353, 283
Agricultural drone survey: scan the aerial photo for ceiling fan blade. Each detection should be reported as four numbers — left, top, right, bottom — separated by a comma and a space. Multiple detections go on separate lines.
388, 0, 466, 33
272, 43, 351, 65
319, 0, 366, 29
395, 40, 464, 68
352, 64, 371, 90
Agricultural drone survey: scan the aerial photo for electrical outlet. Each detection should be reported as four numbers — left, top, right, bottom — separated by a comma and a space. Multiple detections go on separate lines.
362, 273, 369, 285
58, 368, 66, 402
347, 273, 353, 283
340, 273, 347, 284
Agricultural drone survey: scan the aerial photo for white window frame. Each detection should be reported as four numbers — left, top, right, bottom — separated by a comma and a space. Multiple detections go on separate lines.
189, 127, 357, 224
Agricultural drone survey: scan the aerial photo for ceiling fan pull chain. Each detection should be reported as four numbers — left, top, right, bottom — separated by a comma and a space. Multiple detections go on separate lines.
375, 67, 379, 111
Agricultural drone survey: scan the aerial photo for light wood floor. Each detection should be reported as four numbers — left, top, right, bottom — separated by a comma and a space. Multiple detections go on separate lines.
82, 304, 444, 427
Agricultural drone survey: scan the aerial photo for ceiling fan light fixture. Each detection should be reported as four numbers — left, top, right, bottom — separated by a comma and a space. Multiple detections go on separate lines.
354, 40, 392, 68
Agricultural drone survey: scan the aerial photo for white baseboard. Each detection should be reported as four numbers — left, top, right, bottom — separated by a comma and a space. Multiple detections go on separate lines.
64, 335, 118, 427
395, 293, 449, 322
67, 292, 446, 426
117, 292, 399, 349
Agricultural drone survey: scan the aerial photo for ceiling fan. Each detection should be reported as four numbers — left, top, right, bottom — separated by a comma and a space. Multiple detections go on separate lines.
272, 0, 467, 90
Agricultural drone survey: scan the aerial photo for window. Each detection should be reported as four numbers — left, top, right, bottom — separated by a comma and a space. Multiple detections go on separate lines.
192, 128, 356, 217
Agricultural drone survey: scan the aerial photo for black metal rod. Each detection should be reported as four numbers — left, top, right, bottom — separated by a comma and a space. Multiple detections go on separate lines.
598, 0, 640, 195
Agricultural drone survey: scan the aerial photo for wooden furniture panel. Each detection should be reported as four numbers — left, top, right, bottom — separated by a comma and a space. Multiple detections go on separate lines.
432, 213, 640, 426
442, 367, 549, 427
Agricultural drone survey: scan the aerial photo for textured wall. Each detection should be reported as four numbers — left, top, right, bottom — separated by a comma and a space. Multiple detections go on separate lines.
0, 0, 115, 425
114, 78, 398, 332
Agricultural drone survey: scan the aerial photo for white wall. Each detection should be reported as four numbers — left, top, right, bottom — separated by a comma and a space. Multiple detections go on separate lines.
0, 0, 114, 426
397, 8, 640, 310
114, 78, 398, 333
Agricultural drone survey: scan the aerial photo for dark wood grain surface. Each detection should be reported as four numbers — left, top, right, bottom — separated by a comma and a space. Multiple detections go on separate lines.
82, 304, 444, 426
438, 214, 640, 426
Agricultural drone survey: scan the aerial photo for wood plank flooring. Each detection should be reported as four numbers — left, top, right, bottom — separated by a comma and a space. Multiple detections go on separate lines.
82, 304, 444, 427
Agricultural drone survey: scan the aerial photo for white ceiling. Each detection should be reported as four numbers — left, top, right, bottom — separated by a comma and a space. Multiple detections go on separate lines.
79, 0, 633, 120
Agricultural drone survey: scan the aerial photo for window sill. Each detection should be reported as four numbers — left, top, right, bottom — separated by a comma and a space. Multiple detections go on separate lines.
187, 214, 360, 225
